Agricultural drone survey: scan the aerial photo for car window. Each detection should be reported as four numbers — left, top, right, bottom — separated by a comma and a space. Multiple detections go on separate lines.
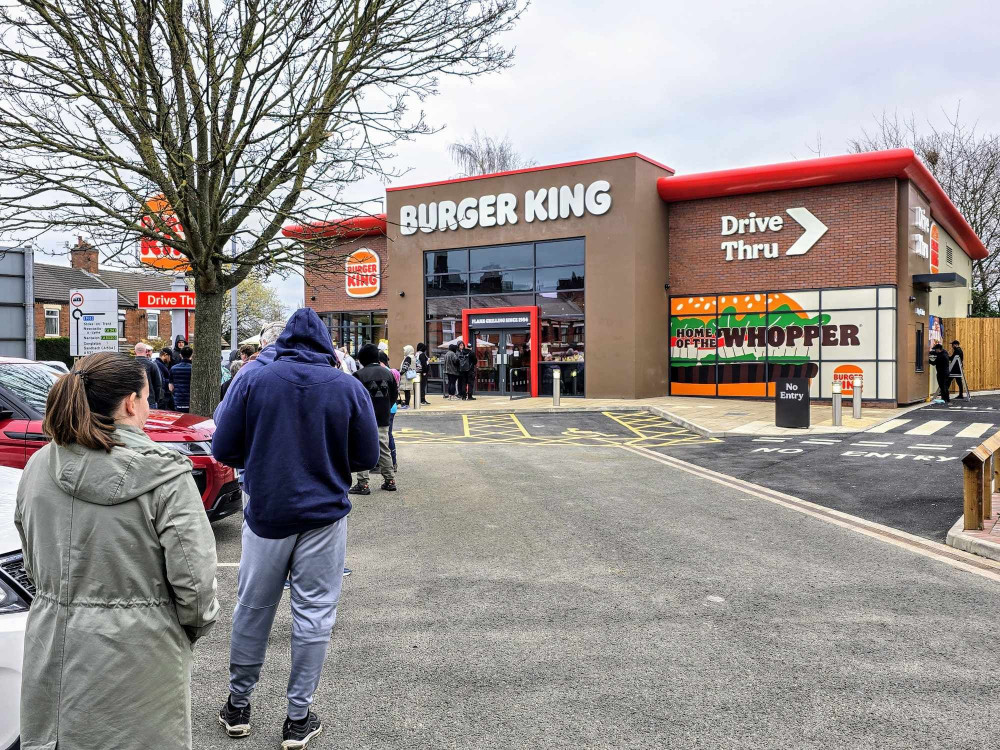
0, 364, 60, 413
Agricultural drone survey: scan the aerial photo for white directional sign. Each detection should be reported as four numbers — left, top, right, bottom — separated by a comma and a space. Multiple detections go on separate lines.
720, 207, 828, 262
69, 288, 119, 357
784, 207, 828, 256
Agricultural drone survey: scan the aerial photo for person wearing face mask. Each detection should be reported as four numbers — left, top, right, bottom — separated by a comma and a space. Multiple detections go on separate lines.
14, 351, 219, 750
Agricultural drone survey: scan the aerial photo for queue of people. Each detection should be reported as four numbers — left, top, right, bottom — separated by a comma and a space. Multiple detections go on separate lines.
15, 311, 429, 749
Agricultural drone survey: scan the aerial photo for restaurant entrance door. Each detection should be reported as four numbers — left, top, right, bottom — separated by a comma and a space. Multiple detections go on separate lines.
471, 329, 531, 396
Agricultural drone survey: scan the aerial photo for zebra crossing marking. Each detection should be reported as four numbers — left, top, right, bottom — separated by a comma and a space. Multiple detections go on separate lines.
903, 420, 951, 436
867, 419, 911, 434
955, 422, 994, 439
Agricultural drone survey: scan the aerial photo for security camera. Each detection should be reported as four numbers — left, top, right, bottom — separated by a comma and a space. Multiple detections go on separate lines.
663, 283, 670, 292
399, 291, 405, 297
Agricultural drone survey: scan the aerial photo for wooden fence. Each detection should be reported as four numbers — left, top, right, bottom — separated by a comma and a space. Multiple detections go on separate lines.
943, 318, 1000, 392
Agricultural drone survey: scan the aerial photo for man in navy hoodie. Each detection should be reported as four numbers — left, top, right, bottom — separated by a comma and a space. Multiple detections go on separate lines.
211, 308, 379, 747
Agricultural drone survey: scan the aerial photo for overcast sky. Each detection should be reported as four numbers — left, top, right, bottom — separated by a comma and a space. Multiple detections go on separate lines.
272, 0, 1000, 307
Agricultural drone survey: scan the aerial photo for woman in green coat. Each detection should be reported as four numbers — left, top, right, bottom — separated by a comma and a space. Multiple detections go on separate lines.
14, 351, 220, 750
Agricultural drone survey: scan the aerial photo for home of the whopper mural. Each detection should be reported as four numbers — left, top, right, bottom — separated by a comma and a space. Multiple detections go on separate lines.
669, 287, 897, 401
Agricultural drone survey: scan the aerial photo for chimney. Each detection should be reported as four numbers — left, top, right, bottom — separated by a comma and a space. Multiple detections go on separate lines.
71, 236, 99, 274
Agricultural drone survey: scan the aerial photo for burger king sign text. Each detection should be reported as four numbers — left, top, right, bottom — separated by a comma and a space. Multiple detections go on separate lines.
345, 248, 380, 298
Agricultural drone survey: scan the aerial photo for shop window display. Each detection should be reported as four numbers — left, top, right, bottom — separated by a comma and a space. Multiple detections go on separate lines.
423, 239, 587, 396
668, 286, 897, 400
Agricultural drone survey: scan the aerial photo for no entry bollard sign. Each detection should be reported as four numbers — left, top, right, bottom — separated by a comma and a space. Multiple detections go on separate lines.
775, 377, 810, 428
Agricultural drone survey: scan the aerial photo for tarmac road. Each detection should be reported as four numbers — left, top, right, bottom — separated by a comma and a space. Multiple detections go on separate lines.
195, 438, 1000, 749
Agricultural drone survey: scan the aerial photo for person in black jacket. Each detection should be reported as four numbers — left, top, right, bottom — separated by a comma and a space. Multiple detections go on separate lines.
930, 343, 952, 405
950, 340, 966, 400
133, 342, 162, 409
350, 343, 399, 493
171, 334, 188, 366
156, 348, 174, 409
415, 343, 430, 405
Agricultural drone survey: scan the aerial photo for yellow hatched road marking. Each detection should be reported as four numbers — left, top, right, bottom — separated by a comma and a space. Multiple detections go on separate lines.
509, 414, 532, 438
462, 414, 471, 438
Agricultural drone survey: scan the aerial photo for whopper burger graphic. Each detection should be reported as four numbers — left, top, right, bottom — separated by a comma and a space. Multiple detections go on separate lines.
670, 293, 861, 397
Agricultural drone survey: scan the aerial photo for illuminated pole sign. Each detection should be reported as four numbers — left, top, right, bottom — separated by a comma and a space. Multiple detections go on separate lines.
140, 194, 190, 271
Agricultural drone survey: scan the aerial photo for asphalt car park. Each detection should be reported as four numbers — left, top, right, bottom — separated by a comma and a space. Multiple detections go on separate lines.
190, 437, 1000, 750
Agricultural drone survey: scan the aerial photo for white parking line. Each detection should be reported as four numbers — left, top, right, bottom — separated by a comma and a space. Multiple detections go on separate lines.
802, 440, 839, 445
909, 444, 949, 450
852, 441, 893, 447
904, 420, 951, 436
753, 437, 789, 442
867, 419, 911, 433
955, 422, 995, 439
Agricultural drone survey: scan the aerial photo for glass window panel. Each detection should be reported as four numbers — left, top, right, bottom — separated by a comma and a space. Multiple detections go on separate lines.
819, 360, 876, 399
469, 294, 535, 310
469, 269, 533, 295
147, 312, 159, 339
537, 291, 584, 317
539, 318, 584, 362
878, 309, 896, 360
822, 287, 876, 309
878, 361, 896, 400
535, 238, 584, 267
426, 298, 467, 319
426, 273, 468, 297
469, 243, 533, 271
767, 290, 820, 311
425, 249, 467, 275
535, 265, 584, 292
818, 308, 876, 360
670, 308, 718, 397
425, 320, 460, 353
714, 294, 761, 315
878, 286, 896, 308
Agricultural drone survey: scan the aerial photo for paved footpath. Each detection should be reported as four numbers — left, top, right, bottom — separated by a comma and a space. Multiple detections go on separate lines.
197, 438, 1000, 749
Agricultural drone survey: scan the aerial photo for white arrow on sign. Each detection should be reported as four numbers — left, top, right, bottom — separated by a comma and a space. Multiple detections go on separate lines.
784, 207, 828, 256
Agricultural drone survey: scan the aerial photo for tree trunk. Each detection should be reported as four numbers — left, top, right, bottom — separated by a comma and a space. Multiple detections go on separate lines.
191, 285, 226, 417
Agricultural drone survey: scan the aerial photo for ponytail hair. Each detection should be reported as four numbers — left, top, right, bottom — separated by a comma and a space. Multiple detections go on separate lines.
43, 352, 147, 452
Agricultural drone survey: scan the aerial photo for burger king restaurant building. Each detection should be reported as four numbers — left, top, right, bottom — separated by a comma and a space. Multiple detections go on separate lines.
292, 148, 986, 406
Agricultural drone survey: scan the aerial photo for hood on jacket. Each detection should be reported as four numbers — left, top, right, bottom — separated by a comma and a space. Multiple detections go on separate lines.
403, 345, 415, 356
274, 308, 337, 368
44, 424, 192, 506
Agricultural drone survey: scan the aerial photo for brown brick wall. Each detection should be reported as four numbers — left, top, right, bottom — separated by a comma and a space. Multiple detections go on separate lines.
667, 179, 898, 295
305, 235, 389, 314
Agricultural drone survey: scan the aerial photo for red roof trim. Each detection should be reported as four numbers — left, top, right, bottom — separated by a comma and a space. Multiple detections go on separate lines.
281, 214, 387, 240
656, 149, 988, 261
386, 153, 674, 193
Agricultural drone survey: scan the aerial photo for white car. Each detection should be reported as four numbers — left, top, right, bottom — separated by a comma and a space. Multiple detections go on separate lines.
0, 465, 28, 750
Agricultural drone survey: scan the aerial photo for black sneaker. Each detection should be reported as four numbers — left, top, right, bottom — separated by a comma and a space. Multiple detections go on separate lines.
348, 481, 370, 495
282, 712, 323, 749
218, 697, 251, 737
343, 567, 353, 577
381, 479, 397, 491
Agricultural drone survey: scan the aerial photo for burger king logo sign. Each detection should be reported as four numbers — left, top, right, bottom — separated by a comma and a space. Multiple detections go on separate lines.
345, 249, 380, 298
833, 364, 863, 396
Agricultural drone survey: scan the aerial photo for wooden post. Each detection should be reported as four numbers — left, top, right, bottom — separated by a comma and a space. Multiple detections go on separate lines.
983, 454, 993, 521
988, 453, 996, 521
965, 461, 985, 531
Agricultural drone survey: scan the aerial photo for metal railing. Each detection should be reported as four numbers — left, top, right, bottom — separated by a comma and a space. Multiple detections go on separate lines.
962, 433, 1000, 530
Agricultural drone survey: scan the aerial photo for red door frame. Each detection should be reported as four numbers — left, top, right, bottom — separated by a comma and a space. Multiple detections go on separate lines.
462, 306, 539, 398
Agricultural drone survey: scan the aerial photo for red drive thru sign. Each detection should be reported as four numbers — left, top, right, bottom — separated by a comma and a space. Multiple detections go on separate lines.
138, 291, 196, 309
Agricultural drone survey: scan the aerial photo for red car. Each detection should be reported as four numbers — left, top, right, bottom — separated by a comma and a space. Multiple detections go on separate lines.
0, 357, 241, 522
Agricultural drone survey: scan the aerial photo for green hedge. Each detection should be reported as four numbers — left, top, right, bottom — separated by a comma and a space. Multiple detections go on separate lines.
35, 337, 73, 367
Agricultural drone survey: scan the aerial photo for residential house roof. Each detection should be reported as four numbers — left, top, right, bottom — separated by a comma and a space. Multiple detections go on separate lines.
33, 263, 174, 307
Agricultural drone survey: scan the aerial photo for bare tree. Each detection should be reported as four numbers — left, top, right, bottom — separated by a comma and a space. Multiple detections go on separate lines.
0, 0, 524, 414
848, 107, 1000, 314
448, 130, 535, 176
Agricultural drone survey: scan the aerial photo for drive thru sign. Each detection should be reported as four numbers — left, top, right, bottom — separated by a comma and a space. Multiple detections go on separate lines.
137, 291, 195, 309
69, 288, 119, 357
